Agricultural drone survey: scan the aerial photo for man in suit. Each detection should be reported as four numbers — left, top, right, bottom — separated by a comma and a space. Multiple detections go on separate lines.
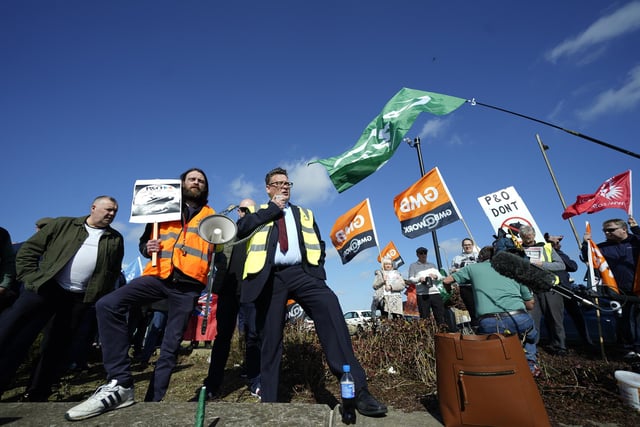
237, 167, 387, 417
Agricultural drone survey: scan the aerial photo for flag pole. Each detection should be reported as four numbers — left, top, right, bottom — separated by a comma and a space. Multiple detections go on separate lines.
629, 170, 634, 217
469, 99, 640, 160
435, 166, 478, 254
536, 135, 607, 360
535, 134, 582, 247
585, 222, 608, 362
367, 198, 383, 264
405, 137, 443, 269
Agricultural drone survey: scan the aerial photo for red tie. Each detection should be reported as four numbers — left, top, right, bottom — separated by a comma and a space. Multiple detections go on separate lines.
277, 215, 288, 253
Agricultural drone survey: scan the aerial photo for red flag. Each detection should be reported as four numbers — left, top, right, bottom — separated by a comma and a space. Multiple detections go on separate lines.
586, 222, 619, 294
562, 170, 632, 219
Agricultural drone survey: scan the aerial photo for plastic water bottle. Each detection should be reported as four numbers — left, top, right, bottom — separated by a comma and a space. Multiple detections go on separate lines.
340, 364, 356, 424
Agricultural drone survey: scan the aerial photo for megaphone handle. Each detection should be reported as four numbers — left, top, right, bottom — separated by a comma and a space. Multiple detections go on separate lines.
201, 247, 216, 335
151, 222, 159, 267
201, 317, 208, 336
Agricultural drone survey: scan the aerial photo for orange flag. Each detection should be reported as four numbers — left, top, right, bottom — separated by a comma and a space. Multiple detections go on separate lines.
586, 222, 619, 294
330, 198, 378, 265
377, 241, 404, 268
393, 167, 461, 238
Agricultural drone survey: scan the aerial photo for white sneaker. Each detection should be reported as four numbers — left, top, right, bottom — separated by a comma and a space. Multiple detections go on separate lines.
65, 380, 134, 421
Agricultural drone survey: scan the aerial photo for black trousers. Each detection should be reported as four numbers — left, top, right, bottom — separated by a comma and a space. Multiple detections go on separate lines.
0, 280, 90, 398
254, 264, 367, 402
203, 287, 260, 393
417, 293, 445, 325
458, 285, 477, 322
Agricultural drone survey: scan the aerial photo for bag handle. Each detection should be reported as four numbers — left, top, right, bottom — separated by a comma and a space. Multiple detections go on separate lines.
452, 333, 512, 360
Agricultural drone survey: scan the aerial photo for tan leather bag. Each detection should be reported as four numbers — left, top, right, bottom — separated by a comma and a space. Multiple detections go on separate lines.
435, 332, 550, 427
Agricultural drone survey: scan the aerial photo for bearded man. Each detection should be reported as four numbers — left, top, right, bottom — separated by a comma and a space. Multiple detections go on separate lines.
67, 168, 218, 421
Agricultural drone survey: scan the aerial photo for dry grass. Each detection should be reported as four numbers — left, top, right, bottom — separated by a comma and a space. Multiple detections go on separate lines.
3, 318, 640, 426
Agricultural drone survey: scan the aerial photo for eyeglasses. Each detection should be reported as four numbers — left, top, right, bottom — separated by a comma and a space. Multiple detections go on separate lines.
462, 244, 474, 247
238, 207, 250, 214
603, 227, 620, 233
268, 181, 293, 188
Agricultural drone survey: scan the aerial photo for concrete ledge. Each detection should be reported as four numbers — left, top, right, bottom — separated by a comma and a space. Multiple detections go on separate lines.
0, 402, 443, 426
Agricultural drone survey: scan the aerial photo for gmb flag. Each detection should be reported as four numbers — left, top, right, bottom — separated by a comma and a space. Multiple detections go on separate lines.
377, 241, 404, 269
311, 88, 465, 193
393, 167, 461, 239
330, 198, 378, 265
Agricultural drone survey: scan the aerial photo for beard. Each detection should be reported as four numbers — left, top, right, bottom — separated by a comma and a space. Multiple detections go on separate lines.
183, 186, 207, 206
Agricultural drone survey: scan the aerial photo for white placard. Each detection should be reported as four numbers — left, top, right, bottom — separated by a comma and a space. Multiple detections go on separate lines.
129, 179, 182, 224
477, 186, 543, 240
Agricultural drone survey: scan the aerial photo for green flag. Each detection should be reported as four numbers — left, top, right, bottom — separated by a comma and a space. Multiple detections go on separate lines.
311, 88, 465, 193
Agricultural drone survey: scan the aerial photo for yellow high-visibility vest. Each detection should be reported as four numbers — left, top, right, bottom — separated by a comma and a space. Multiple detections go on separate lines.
243, 205, 321, 278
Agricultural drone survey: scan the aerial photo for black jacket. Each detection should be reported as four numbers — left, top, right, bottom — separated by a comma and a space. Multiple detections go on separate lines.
237, 201, 326, 303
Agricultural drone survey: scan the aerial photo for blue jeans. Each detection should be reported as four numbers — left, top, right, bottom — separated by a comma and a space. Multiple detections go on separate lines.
478, 312, 538, 364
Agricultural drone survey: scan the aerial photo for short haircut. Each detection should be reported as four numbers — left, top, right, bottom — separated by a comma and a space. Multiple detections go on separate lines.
519, 225, 535, 237
477, 246, 494, 262
93, 195, 118, 205
265, 167, 288, 185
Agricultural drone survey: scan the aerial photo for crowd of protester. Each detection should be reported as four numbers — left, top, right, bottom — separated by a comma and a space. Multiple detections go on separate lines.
1, 166, 638, 422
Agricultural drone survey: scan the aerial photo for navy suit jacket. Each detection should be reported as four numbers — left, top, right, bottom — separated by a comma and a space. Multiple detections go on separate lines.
237, 201, 326, 303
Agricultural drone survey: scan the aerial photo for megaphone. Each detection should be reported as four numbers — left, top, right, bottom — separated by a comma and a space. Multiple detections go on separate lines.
198, 214, 237, 244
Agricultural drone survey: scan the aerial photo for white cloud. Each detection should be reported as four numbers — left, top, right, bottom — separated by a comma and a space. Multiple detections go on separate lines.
546, 1, 640, 63
577, 65, 640, 120
284, 159, 335, 207
228, 174, 259, 202
419, 118, 449, 139
419, 117, 465, 146
548, 99, 565, 122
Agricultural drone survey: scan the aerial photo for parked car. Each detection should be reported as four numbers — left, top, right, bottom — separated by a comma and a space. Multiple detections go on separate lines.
343, 310, 375, 335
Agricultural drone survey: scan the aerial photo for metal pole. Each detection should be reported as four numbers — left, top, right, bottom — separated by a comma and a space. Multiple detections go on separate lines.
535, 134, 582, 247
406, 137, 443, 269
535, 134, 606, 361
439, 246, 450, 274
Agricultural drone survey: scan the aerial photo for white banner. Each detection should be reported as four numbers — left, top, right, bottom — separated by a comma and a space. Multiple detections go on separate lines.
477, 186, 543, 240
129, 179, 182, 224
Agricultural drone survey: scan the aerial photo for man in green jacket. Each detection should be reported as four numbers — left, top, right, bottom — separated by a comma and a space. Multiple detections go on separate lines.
0, 195, 124, 401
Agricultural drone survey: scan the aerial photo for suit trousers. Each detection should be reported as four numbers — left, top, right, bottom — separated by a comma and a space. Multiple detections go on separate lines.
254, 264, 367, 402
96, 275, 201, 401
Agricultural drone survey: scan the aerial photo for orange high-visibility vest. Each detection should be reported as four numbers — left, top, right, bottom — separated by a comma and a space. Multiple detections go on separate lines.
142, 206, 215, 284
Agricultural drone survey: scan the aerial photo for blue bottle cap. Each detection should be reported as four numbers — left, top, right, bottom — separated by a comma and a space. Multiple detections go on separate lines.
343, 364, 350, 372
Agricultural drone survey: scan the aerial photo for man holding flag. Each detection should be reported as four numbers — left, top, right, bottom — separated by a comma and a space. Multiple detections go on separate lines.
581, 216, 640, 359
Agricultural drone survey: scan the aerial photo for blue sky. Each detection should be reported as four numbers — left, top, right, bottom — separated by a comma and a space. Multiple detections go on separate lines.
2, 1, 639, 312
